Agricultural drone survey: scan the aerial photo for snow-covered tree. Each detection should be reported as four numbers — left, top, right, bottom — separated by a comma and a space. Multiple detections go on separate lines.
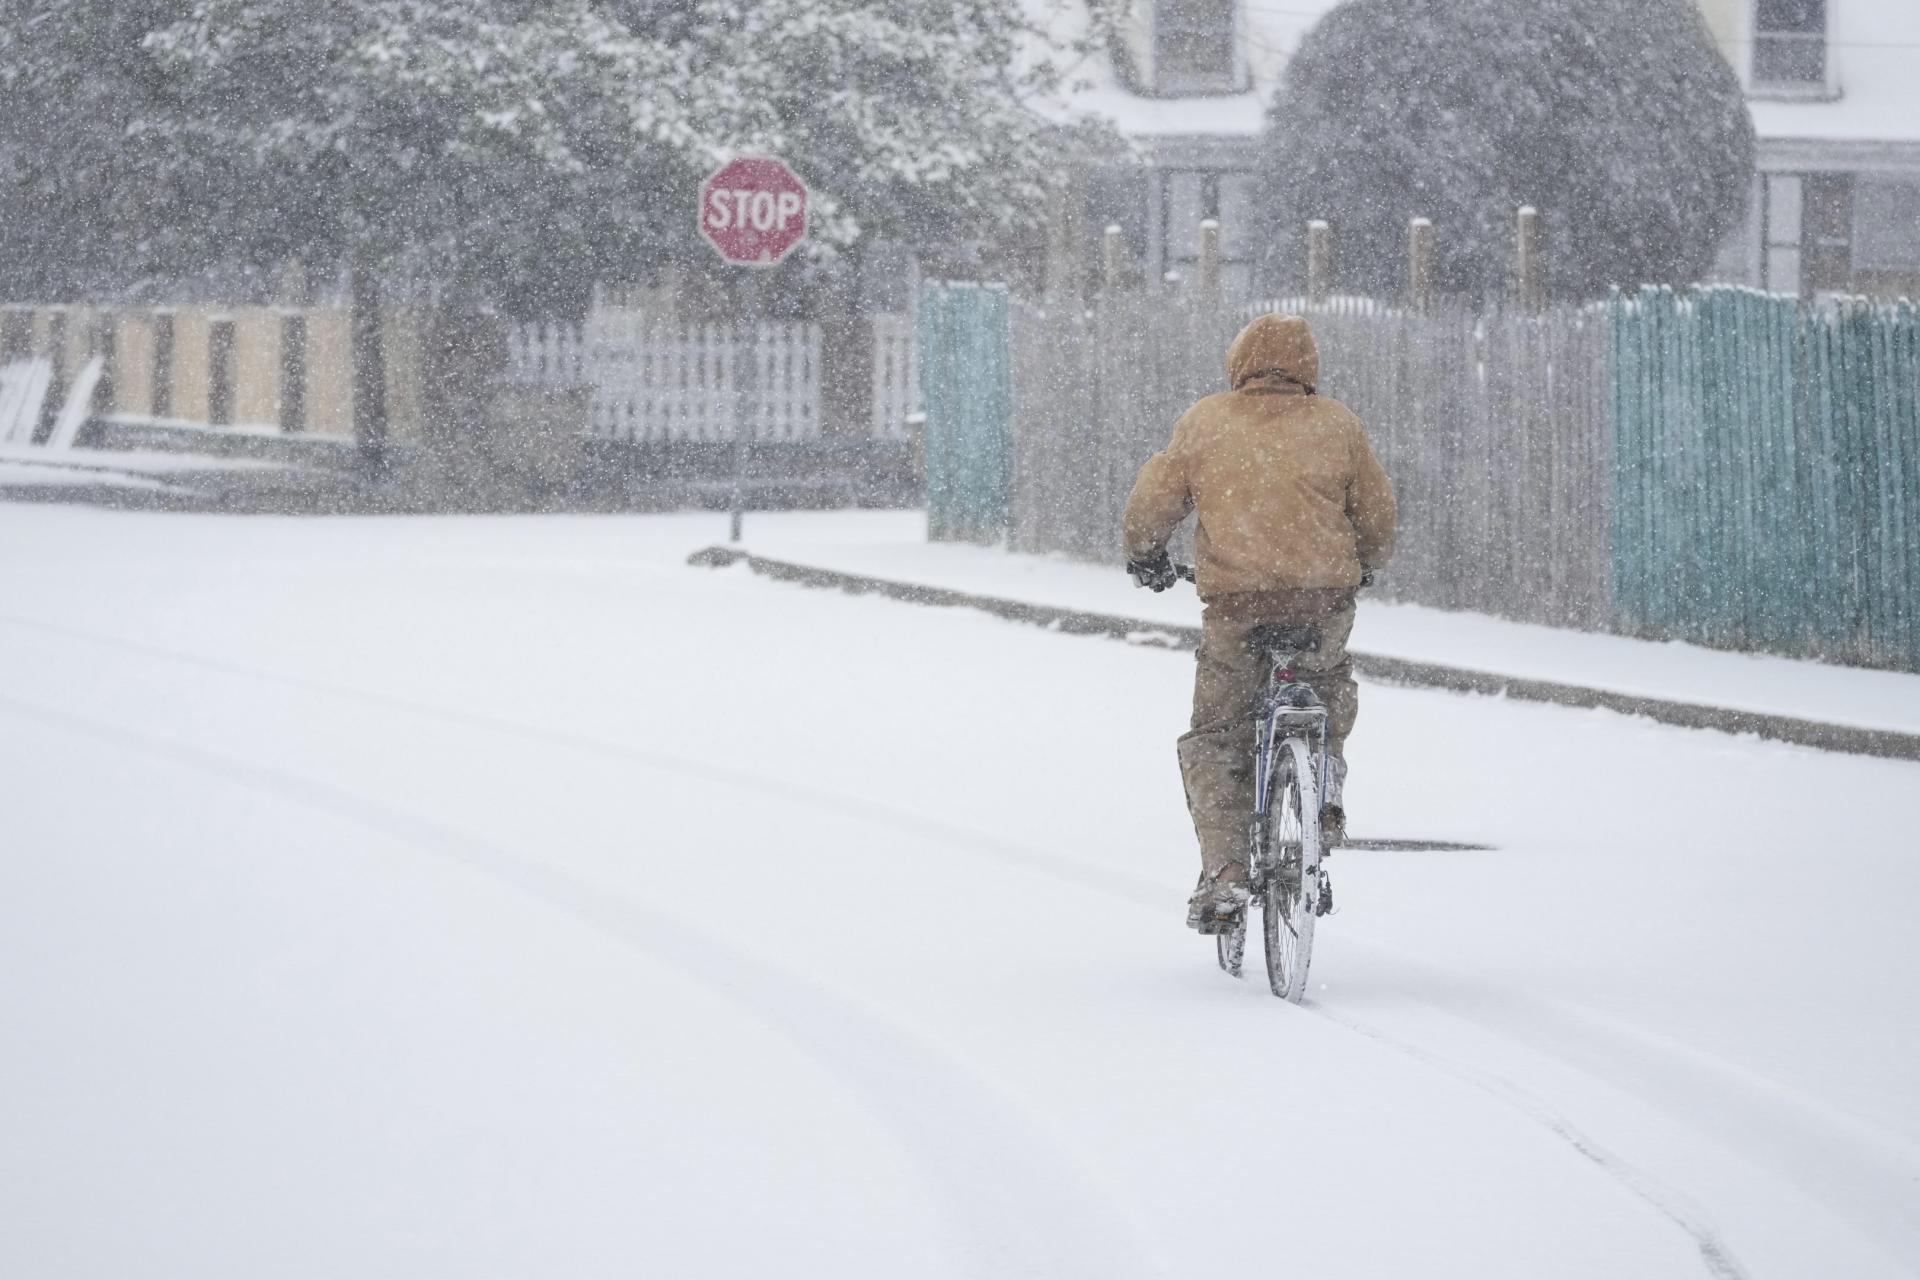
0, 2, 196, 300
1, 0, 1100, 313
1253, 0, 1756, 302
2, 0, 1109, 473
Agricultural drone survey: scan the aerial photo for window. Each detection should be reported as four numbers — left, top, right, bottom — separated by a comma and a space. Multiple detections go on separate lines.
1157, 169, 1257, 296
1853, 179, 1920, 273
1156, 0, 1236, 93
1753, 0, 1826, 87
1802, 173, 1853, 294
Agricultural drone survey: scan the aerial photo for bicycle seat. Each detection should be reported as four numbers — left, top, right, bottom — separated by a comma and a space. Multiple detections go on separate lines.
1247, 623, 1321, 657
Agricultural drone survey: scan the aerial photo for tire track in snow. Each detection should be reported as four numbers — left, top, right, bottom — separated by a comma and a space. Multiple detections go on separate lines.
1315, 936, 1920, 1276
0, 608, 1867, 1276
0, 611, 1165, 913
0, 690, 1160, 1280
1312, 1005, 1752, 1280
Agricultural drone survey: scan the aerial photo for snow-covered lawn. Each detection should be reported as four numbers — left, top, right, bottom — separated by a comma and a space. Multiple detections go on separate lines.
1, 506, 1915, 1280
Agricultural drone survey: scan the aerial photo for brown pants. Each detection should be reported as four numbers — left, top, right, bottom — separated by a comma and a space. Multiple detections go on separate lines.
1176, 590, 1358, 876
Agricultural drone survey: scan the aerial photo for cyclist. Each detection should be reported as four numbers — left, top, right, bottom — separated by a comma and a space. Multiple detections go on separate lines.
1123, 313, 1396, 932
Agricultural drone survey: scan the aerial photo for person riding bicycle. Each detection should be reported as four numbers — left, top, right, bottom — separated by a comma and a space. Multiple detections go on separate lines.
1123, 313, 1397, 932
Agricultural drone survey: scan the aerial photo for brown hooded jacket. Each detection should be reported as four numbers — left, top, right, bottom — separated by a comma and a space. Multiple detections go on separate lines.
1122, 314, 1397, 600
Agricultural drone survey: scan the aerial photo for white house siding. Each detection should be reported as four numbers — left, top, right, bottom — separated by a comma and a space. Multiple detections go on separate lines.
1033, 0, 1341, 298
1704, 0, 1920, 296
1144, 138, 1263, 294
1047, 0, 1920, 300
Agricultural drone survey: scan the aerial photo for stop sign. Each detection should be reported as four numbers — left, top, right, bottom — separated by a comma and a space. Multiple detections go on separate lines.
699, 157, 809, 267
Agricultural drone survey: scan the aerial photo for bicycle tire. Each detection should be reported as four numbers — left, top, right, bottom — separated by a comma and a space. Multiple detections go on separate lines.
1262, 735, 1321, 1002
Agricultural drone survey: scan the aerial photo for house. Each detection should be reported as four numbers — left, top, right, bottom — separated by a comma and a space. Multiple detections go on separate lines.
1698, 0, 1920, 296
1034, 0, 1345, 297
1037, 0, 1920, 299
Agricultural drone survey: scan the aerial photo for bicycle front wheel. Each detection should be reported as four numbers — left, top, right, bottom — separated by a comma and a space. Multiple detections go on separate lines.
1262, 735, 1322, 1002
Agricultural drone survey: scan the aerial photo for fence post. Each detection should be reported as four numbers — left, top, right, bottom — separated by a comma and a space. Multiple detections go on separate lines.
1044, 181, 1078, 301
1197, 219, 1222, 299
1515, 206, 1543, 313
1103, 225, 1125, 292
1307, 221, 1332, 303
1407, 218, 1434, 313
919, 282, 1012, 544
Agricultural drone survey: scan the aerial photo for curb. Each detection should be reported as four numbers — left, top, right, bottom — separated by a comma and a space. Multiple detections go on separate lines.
690, 546, 1920, 764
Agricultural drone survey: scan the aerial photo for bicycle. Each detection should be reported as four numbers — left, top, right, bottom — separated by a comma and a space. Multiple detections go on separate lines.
1172, 565, 1333, 1003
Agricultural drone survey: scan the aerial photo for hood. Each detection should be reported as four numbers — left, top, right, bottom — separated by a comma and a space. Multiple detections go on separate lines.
1227, 313, 1319, 392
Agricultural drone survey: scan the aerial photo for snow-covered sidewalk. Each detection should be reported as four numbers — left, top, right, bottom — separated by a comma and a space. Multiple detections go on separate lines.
0, 447, 297, 497
733, 510, 1920, 739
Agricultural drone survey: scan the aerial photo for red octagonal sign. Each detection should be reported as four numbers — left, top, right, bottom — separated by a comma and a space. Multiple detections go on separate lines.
699, 157, 809, 267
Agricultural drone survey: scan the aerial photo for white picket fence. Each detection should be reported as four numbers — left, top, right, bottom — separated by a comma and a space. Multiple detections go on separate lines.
508, 313, 920, 443
509, 317, 820, 442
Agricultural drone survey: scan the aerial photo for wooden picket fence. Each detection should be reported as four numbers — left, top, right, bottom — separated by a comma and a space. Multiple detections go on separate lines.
1005, 292, 1612, 629
942, 284, 1920, 670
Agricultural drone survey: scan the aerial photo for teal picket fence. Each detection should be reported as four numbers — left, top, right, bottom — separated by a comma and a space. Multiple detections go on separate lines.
919, 282, 1012, 543
1610, 287, 1920, 669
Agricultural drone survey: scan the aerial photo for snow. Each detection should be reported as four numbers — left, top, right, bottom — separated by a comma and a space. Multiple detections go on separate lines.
0, 460, 172, 491
0, 449, 291, 483
1025, 0, 1920, 152
1026, 0, 1343, 138
1746, 0, 1920, 143
0, 449, 300, 498
2, 505, 1918, 1279
733, 510, 1920, 737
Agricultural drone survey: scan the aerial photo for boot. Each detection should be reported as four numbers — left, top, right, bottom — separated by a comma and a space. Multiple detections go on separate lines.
1187, 862, 1250, 933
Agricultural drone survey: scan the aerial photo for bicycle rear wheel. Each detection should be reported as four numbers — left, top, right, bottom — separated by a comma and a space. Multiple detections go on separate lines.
1262, 736, 1321, 1002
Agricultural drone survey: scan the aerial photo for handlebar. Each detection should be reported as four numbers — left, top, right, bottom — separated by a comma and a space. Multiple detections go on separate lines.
1168, 564, 1372, 589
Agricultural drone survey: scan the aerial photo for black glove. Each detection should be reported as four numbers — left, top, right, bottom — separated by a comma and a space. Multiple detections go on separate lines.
1128, 550, 1178, 592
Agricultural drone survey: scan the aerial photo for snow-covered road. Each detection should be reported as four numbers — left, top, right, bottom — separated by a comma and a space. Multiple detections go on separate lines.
2, 508, 1916, 1279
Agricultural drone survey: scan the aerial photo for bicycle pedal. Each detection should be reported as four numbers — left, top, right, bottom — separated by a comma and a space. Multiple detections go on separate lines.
1314, 877, 1335, 918
1190, 911, 1245, 936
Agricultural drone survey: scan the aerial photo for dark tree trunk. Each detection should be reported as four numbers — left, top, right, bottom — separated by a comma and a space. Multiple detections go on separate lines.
813, 263, 870, 442
420, 280, 511, 504
350, 263, 389, 475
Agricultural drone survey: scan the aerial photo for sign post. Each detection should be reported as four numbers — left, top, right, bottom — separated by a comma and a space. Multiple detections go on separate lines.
732, 275, 758, 544
698, 157, 810, 542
